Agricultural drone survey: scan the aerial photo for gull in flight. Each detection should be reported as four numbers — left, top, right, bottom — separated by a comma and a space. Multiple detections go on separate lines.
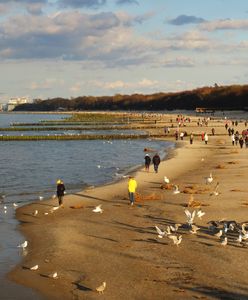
214, 229, 223, 238
155, 226, 166, 238
49, 272, 58, 279
96, 282, 106, 294
92, 205, 103, 213
196, 209, 205, 220
164, 176, 170, 184
30, 265, 39, 271
205, 173, 213, 184
4, 206, 7, 210
13, 203, 18, 207
190, 224, 200, 234
184, 209, 196, 226
221, 237, 227, 246
18, 240, 28, 249
172, 185, 180, 195
168, 235, 182, 246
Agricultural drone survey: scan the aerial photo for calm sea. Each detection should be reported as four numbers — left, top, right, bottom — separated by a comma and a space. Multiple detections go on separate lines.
0, 112, 174, 299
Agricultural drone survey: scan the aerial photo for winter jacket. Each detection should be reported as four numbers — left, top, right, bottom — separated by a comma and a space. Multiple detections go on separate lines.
57, 183, 65, 197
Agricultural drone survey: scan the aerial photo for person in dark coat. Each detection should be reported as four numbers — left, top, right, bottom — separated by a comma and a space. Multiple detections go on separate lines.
56, 179, 65, 207
144, 154, 151, 172
152, 153, 161, 173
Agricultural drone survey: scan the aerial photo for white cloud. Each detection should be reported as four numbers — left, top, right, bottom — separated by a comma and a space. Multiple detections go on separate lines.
200, 19, 248, 31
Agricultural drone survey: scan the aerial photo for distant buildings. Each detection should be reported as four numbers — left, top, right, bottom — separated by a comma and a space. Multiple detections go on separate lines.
1, 97, 30, 111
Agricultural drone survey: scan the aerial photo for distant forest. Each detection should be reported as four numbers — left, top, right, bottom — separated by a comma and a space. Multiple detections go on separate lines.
14, 84, 248, 112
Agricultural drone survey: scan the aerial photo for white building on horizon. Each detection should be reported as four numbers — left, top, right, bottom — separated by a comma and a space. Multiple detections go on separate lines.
7, 97, 30, 111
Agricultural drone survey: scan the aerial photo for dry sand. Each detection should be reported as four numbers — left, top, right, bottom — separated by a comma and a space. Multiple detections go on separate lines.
8, 114, 248, 300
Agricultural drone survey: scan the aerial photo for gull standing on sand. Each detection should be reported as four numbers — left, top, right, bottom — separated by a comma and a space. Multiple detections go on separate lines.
170, 224, 181, 232
39, 196, 44, 201
205, 173, 213, 184
215, 230, 223, 238
210, 182, 219, 196
33, 210, 38, 216
93, 205, 103, 213
164, 176, 170, 184
13, 203, 18, 208
30, 265, 39, 271
18, 240, 28, 249
96, 282, 106, 294
172, 185, 180, 194
49, 272, 58, 279
155, 226, 166, 238
221, 237, 228, 246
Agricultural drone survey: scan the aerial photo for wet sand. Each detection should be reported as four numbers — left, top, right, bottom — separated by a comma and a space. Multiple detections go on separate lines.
9, 114, 248, 299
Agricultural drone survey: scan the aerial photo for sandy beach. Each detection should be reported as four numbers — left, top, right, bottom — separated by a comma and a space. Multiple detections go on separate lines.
8, 114, 248, 300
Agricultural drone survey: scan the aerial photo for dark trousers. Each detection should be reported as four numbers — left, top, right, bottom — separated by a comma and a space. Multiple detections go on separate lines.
58, 195, 63, 205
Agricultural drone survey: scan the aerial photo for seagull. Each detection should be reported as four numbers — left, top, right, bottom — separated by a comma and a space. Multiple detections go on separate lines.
205, 173, 213, 184
30, 265, 39, 271
39, 196, 44, 201
184, 209, 196, 226
50, 206, 60, 212
237, 234, 242, 243
155, 225, 166, 238
214, 229, 223, 238
164, 176, 170, 184
4, 206, 7, 210
18, 240, 28, 249
210, 182, 219, 196
168, 235, 182, 246
52, 194, 57, 199
44, 212, 49, 215
221, 237, 227, 246
49, 272, 58, 279
190, 224, 200, 234
96, 282, 106, 294
196, 209, 205, 220
172, 185, 180, 194
13, 203, 18, 207
97, 165, 101, 169
33, 210, 38, 216
92, 205, 103, 213
169, 223, 181, 232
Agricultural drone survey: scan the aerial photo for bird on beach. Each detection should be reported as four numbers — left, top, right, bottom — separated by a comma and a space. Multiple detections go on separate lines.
155, 225, 166, 238
39, 196, 44, 201
190, 224, 200, 234
50, 206, 60, 213
49, 272, 58, 279
13, 203, 18, 207
18, 240, 28, 249
210, 182, 220, 196
30, 265, 39, 271
196, 209, 205, 220
96, 282, 106, 294
221, 237, 228, 246
164, 176, 170, 184
205, 173, 213, 184
168, 235, 182, 246
52, 194, 57, 199
184, 209, 196, 226
214, 229, 223, 238
169, 223, 181, 232
92, 205, 103, 213
4, 206, 7, 210
33, 210, 38, 216
172, 185, 180, 194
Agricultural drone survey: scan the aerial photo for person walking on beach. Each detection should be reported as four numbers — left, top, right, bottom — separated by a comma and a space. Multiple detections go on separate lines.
231, 133, 235, 146
204, 133, 208, 145
190, 132, 194, 144
152, 153, 161, 173
239, 136, 244, 149
56, 179, 65, 207
144, 154, 151, 172
128, 176, 137, 206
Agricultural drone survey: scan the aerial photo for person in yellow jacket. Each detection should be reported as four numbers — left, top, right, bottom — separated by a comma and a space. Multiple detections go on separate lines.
128, 176, 137, 206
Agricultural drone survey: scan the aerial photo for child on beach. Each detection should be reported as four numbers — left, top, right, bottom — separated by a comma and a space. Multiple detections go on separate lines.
128, 176, 137, 206
56, 179, 65, 207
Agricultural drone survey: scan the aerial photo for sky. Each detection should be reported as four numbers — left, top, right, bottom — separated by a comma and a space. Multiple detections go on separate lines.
0, 0, 248, 102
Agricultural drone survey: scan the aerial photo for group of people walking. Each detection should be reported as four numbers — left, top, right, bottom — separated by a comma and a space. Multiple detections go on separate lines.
144, 153, 161, 173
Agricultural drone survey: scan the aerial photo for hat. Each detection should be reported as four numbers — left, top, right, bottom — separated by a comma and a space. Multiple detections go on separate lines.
57, 179, 61, 184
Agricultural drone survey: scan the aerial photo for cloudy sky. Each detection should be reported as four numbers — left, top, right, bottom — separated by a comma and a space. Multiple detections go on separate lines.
0, 0, 248, 102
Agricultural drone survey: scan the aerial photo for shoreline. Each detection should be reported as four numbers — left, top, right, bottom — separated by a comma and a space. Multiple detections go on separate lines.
8, 114, 248, 299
